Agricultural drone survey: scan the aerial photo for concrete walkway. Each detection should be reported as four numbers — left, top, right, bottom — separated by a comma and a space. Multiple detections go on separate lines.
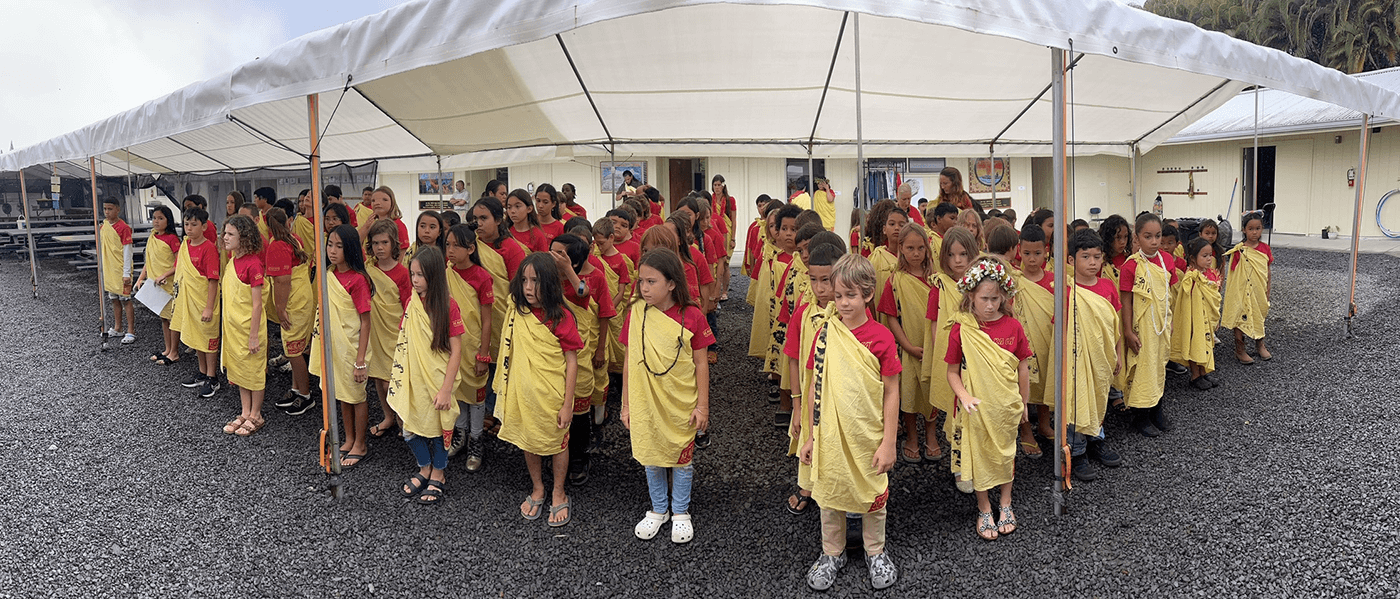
1266, 232, 1400, 257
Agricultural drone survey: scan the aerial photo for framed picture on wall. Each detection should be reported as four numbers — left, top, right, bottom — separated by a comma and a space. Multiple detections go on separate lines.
968, 158, 1010, 194
418, 172, 453, 195
601, 161, 647, 194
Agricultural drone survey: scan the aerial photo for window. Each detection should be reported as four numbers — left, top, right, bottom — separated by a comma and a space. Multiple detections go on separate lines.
786, 158, 825, 197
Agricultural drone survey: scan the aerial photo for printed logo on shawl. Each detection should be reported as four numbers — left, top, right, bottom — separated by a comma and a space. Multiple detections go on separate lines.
442, 427, 454, 451
811, 325, 828, 427
868, 488, 889, 513
206, 338, 220, 352
476, 387, 487, 402
677, 440, 695, 466
285, 338, 308, 357
573, 397, 591, 413
561, 432, 570, 450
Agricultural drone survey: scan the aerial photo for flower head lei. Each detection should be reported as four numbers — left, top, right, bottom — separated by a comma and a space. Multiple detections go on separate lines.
956, 258, 1018, 297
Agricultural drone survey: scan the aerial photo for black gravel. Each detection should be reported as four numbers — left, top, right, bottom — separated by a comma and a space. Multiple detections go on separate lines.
1, 247, 1398, 598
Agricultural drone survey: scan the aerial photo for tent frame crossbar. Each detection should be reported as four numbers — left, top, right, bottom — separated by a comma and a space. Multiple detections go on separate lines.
990, 52, 1085, 148
807, 11, 851, 153
556, 34, 616, 155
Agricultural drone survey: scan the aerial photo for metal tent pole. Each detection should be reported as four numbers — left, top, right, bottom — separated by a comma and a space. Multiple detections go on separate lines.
308, 94, 345, 496
89, 157, 110, 350
19, 170, 37, 298
1345, 115, 1371, 338
853, 13, 866, 211
807, 148, 815, 197
1252, 86, 1259, 217
436, 155, 444, 209
1050, 48, 1069, 516
1130, 142, 1139, 215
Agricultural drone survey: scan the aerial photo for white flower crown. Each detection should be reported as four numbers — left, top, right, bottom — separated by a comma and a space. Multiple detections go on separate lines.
956, 259, 1018, 297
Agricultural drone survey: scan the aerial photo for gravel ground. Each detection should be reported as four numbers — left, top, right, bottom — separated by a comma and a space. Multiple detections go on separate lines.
1, 247, 1398, 598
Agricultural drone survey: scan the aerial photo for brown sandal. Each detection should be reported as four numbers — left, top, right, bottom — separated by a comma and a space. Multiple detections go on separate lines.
234, 416, 265, 437
223, 416, 246, 435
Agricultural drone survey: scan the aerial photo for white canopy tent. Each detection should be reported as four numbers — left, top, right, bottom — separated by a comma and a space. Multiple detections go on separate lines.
7, 0, 1399, 502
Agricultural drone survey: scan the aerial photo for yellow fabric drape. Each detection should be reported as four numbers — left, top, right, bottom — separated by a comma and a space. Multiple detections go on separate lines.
292, 217, 317, 259
446, 266, 488, 404
386, 292, 460, 440
762, 254, 793, 376
869, 246, 898, 313
366, 263, 406, 381
171, 241, 220, 353
1221, 243, 1270, 340
625, 303, 699, 468
1123, 253, 1172, 409
593, 261, 621, 405
100, 222, 126, 295
775, 256, 808, 392
220, 260, 268, 391
310, 271, 368, 404
564, 294, 600, 413
1170, 269, 1221, 373
888, 270, 934, 417
920, 273, 964, 416
948, 313, 1022, 492
605, 254, 634, 375
477, 243, 510, 360
1104, 261, 1127, 391
496, 300, 570, 456
1061, 284, 1119, 431
788, 302, 825, 491
143, 236, 177, 319
277, 252, 315, 357
354, 203, 374, 228
809, 306, 890, 514
746, 244, 776, 359
813, 190, 835, 230
1013, 272, 1054, 406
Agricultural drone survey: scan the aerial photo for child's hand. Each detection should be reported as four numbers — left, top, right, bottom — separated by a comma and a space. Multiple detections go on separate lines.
620, 407, 630, 430
1115, 357, 1123, 376
279, 310, 293, 331
592, 351, 606, 369
133, 277, 145, 291
872, 441, 896, 474
1125, 332, 1141, 353
433, 388, 451, 411
353, 364, 367, 383
200, 308, 213, 322
959, 394, 982, 413
155, 275, 167, 286
909, 346, 924, 360
1021, 405, 1030, 424
799, 440, 814, 465
557, 405, 573, 429
473, 361, 488, 376
690, 407, 709, 433
248, 337, 260, 355
789, 414, 801, 438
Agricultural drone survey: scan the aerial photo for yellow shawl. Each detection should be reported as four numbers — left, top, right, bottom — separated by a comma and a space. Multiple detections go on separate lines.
171, 240, 220, 352
309, 271, 367, 404
1221, 243, 1270, 340
1123, 253, 1172, 409
594, 260, 622, 405
625, 302, 699, 468
495, 299, 571, 456
386, 292, 460, 441
446, 265, 488, 404
1061, 283, 1119, 432
143, 235, 177, 319
763, 254, 794, 377
921, 273, 964, 416
1170, 269, 1221, 373
746, 244, 776, 359
869, 246, 898, 313
605, 253, 635, 375
788, 302, 826, 491
564, 291, 601, 413
477, 243, 510, 360
948, 313, 1022, 492
220, 259, 268, 391
1013, 271, 1054, 406
366, 263, 406, 381
809, 306, 890, 514
100, 221, 127, 295
888, 270, 934, 417
774, 255, 807, 391
275, 246, 315, 357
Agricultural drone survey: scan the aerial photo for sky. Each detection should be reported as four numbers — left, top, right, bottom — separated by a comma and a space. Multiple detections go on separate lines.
0, 0, 410, 154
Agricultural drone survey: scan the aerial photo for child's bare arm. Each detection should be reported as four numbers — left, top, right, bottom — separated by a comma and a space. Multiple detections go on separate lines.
620, 352, 631, 429
436, 335, 461, 410
1018, 358, 1031, 423
354, 312, 371, 382
593, 316, 610, 367
874, 373, 900, 474
475, 299, 492, 374
560, 350, 578, 428
886, 316, 922, 358
692, 347, 709, 432
202, 280, 218, 321
248, 284, 263, 353
947, 361, 978, 411
1121, 291, 1140, 352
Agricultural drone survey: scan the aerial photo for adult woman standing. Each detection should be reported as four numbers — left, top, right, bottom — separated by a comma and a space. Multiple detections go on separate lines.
937, 167, 975, 212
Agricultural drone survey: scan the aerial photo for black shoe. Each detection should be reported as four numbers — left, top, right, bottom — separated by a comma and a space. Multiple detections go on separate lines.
1166, 362, 1188, 375
774, 411, 792, 428
694, 431, 712, 450
180, 372, 207, 388
1190, 376, 1213, 391
1071, 455, 1098, 481
448, 426, 468, 457
465, 436, 484, 472
1087, 439, 1122, 467
1203, 374, 1220, 388
768, 383, 780, 401
568, 460, 590, 486
273, 389, 300, 409
1131, 409, 1161, 437
1149, 404, 1172, 432
198, 378, 221, 399
284, 394, 316, 416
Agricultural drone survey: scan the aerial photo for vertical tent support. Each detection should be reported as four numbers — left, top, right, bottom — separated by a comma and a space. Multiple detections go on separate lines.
1345, 115, 1371, 338
1050, 48, 1069, 516
1130, 142, 1139, 215
309, 94, 345, 497
19, 170, 37, 298
1252, 86, 1259, 216
853, 13, 866, 213
989, 144, 998, 211
807, 148, 815, 197
90, 157, 110, 350
436, 155, 444, 208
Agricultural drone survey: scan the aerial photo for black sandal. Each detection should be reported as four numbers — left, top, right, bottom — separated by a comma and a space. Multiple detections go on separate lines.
401, 473, 429, 498
368, 422, 398, 438
787, 491, 813, 515
416, 480, 445, 505
154, 355, 179, 366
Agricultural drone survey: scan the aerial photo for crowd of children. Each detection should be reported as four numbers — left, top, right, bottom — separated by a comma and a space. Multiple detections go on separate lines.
105, 172, 1274, 592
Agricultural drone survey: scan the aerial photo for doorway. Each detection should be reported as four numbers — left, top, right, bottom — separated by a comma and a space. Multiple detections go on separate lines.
1242, 146, 1276, 227
669, 159, 704, 212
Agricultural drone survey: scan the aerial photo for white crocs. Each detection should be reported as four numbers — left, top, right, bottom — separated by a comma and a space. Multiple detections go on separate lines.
671, 513, 693, 544
121, 333, 137, 345
634, 511, 669, 540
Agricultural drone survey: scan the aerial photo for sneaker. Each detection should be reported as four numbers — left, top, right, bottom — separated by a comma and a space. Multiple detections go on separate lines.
1165, 362, 1188, 375
774, 411, 792, 429
1131, 410, 1161, 437
1071, 455, 1098, 481
1086, 439, 1122, 467
1190, 376, 1213, 391
569, 459, 590, 486
273, 389, 301, 409
592, 405, 606, 426
955, 478, 974, 494
180, 372, 207, 388
671, 513, 694, 544
278, 361, 293, 374
448, 426, 468, 457
1149, 404, 1172, 432
806, 554, 847, 591
694, 431, 712, 450
198, 378, 221, 399
284, 394, 316, 416
121, 333, 137, 345
465, 436, 484, 472
866, 552, 898, 590
634, 511, 669, 540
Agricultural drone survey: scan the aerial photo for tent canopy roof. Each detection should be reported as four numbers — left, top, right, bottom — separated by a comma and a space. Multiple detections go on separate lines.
6, 0, 1400, 174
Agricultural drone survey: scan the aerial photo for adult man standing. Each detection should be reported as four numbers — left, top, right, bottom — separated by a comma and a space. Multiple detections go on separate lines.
896, 183, 925, 226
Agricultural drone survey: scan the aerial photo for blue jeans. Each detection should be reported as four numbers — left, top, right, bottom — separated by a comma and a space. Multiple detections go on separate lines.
1067, 425, 1104, 457
644, 464, 695, 515
405, 434, 449, 470
484, 363, 499, 415
706, 310, 720, 350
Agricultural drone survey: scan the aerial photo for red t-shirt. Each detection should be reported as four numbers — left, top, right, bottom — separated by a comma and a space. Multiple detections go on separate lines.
107, 219, 133, 245
1174, 255, 1188, 275
511, 226, 551, 254
689, 246, 714, 286
650, 201, 664, 218
495, 238, 529, 280
620, 303, 714, 349
232, 253, 265, 287
745, 222, 763, 275
1110, 253, 1128, 270
1118, 253, 1179, 292
452, 263, 496, 307
902, 204, 925, 227
393, 218, 411, 251
616, 239, 641, 272
944, 316, 1033, 365
711, 196, 735, 235
599, 250, 632, 286
805, 312, 902, 377
703, 229, 726, 264
636, 215, 664, 238
876, 274, 930, 318
565, 266, 618, 318
1021, 269, 1054, 294
447, 298, 467, 337
1079, 278, 1122, 312
923, 285, 944, 321
334, 268, 373, 314
1230, 242, 1274, 269
381, 262, 413, 309
263, 238, 302, 277
153, 232, 181, 257
201, 221, 219, 246
539, 219, 566, 243
783, 302, 813, 360
531, 307, 585, 352
187, 240, 220, 280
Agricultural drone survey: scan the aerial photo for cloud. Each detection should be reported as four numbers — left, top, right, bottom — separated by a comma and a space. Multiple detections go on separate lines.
0, 0, 284, 154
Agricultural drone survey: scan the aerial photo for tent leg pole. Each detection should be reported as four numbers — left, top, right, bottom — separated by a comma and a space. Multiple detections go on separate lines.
89, 158, 110, 351
853, 13, 865, 210
807, 148, 814, 196
436, 155, 444, 209
1130, 143, 1139, 215
308, 93, 344, 498
1346, 114, 1370, 338
19, 171, 37, 298
1050, 48, 1069, 517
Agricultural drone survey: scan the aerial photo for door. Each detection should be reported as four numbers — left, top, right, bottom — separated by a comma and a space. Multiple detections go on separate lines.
669, 159, 697, 212
1242, 146, 1276, 227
